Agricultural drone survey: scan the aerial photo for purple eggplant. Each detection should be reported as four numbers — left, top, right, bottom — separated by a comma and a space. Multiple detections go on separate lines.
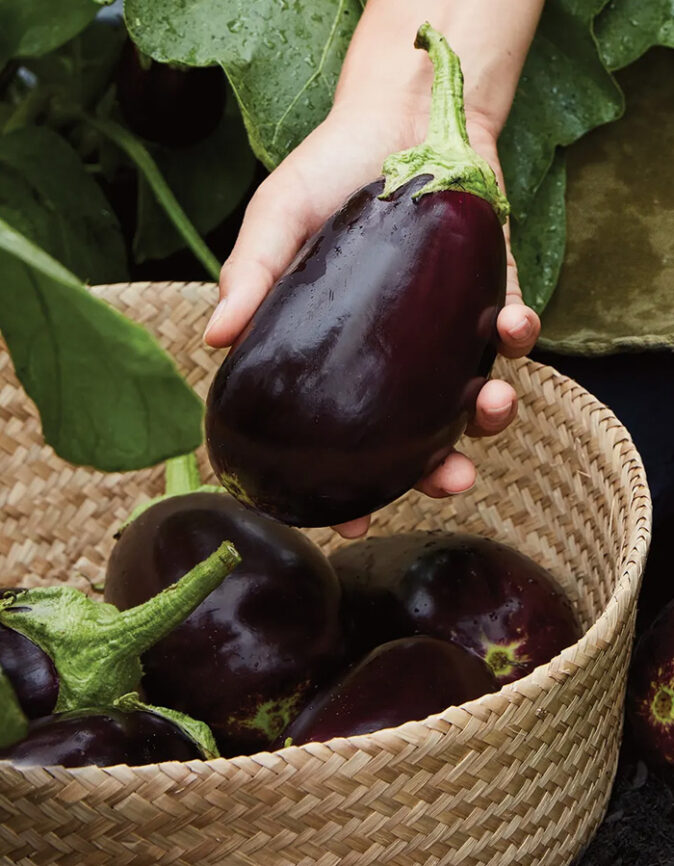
628, 599, 674, 772
0, 693, 218, 768
116, 40, 226, 148
331, 532, 581, 684
277, 636, 497, 747
104, 456, 344, 757
0, 542, 239, 720
0, 612, 58, 718
205, 23, 508, 527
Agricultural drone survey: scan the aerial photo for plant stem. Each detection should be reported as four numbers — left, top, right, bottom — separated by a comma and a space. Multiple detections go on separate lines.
165, 453, 203, 497
85, 114, 222, 280
380, 22, 509, 222
115, 541, 240, 656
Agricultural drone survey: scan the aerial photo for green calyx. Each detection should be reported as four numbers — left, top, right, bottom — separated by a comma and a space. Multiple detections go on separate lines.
651, 685, 674, 725
118, 452, 223, 534
0, 663, 28, 748
114, 692, 220, 761
380, 22, 509, 223
0, 541, 240, 713
484, 639, 527, 682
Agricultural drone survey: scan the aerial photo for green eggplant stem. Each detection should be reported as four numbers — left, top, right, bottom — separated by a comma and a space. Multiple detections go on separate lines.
164, 453, 203, 497
380, 21, 509, 222
0, 541, 241, 713
116, 541, 240, 655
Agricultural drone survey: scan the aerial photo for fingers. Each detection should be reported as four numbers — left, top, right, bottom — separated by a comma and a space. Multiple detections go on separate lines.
465, 378, 518, 437
416, 451, 476, 498
204, 167, 314, 347
332, 515, 372, 538
332, 450, 479, 538
496, 301, 541, 359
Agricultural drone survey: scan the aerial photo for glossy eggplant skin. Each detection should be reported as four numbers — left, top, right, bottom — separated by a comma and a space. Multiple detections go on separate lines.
206, 176, 506, 527
0, 708, 200, 768
104, 492, 344, 757
627, 599, 674, 771
276, 636, 497, 747
0, 593, 59, 719
116, 40, 226, 148
330, 532, 581, 684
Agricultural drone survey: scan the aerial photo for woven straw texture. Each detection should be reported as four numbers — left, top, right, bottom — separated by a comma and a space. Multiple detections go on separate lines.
0, 282, 651, 866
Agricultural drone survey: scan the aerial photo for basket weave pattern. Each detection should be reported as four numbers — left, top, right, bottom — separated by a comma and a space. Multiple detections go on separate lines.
0, 282, 651, 866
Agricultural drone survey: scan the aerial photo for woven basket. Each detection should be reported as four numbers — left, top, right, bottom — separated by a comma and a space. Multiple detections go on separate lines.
0, 281, 651, 866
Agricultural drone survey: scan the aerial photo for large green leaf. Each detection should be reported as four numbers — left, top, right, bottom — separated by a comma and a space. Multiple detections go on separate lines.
499, 0, 623, 221
0, 218, 203, 470
595, 0, 674, 70
0, 126, 127, 283
133, 96, 255, 263
124, 0, 362, 169
0, 0, 97, 66
539, 47, 674, 354
511, 152, 567, 314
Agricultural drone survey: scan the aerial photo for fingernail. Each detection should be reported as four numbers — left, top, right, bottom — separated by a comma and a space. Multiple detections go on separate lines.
204, 298, 227, 341
508, 317, 533, 341
485, 402, 512, 420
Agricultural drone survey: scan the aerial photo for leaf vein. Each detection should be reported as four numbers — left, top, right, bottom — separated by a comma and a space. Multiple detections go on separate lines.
269, 0, 347, 150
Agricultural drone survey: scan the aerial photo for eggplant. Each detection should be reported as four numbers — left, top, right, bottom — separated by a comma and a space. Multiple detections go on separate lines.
205, 24, 508, 527
116, 40, 226, 148
277, 636, 497, 746
628, 599, 674, 772
0, 618, 58, 718
0, 541, 239, 719
104, 455, 344, 757
331, 532, 581, 683
0, 693, 218, 768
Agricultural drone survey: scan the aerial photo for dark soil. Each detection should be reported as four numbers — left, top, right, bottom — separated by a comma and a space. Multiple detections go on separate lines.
577, 746, 674, 866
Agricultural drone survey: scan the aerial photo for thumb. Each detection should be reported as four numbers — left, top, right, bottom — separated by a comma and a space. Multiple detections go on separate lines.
203, 168, 314, 347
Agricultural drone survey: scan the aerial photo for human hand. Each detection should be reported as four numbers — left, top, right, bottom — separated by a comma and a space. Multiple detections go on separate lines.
204, 5, 542, 537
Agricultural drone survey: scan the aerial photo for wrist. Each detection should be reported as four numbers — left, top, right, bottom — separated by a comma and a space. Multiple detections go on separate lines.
335, 0, 544, 138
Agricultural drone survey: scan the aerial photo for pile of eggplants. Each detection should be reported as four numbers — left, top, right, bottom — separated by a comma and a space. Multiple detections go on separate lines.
0, 24, 585, 768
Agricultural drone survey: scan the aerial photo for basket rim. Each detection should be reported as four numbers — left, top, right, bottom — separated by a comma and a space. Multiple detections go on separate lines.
0, 283, 653, 778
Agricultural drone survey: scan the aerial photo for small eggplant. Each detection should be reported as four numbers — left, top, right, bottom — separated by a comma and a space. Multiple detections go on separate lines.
116, 40, 226, 147
331, 532, 581, 684
205, 23, 508, 527
0, 693, 218, 768
0, 541, 239, 720
104, 455, 344, 757
277, 636, 497, 746
628, 599, 674, 772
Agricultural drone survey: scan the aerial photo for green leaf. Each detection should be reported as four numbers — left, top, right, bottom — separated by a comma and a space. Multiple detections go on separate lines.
133, 96, 255, 263
18, 15, 127, 112
511, 151, 567, 315
499, 0, 624, 221
595, 0, 674, 70
0, 217, 204, 470
0, 0, 97, 66
0, 126, 127, 283
539, 47, 674, 354
124, 0, 362, 169
87, 115, 222, 280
